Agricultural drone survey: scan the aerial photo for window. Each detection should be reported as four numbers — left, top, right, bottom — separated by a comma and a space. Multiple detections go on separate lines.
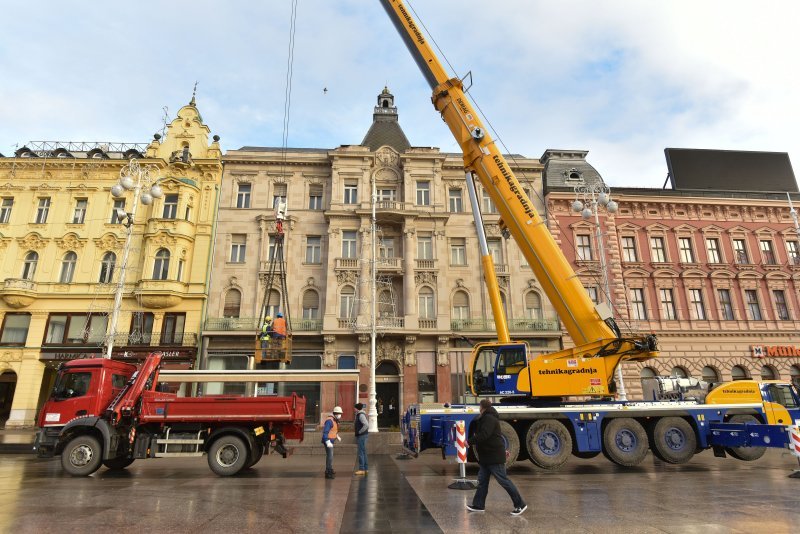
54, 372, 91, 399
110, 199, 125, 224
306, 236, 322, 264
35, 197, 50, 224
706, 238, 721, 263
660, 288, 677, 320
621, 236, 637, 262
0, 198, 13, 223
760, 240, 776, 265
176, 260, 184, 282
629, 288, 647, 320
265, 289, 281, 319
236, 183, 251, 208
152, 248, 170, 280
452, 291, 469, 320
128, 312, 155, 345
302, 290, 320, 319
344, 183, 358, 204
679, 237, 695, 263
308, 184, 323, 210
98, 252, 116, 284
450, 238, 466, 265
59, 252, 77, 284
702, 366, 720, 383
448, 189, 463, 213
733, 239, 748, 264
481, 189, 498, 214
45, 313, 107, 345
718, 289, 734, 320
487, 238, 503, 265
745, 289, 762, 320
585, 286, 600, 305
341, 231, 357, 258
731, 365, 749, 381
163, 194, 178, 219
272, 183, 287, 209
761, 366, 777, 380
689, 289, 706, 320
650, 236, 666, 262
377, 188, 396, 202
576, 234, 593, 261
184, 205, 192, 221
340, 286, 356, 318
525, 291, 543, 319
787, 240, 800, 265
22, 251, 38, 280
161, 313, 186, 344
773, 289, 790, 320
338, 355, 357, 369
418, 236, 433, 260
267, 235, 278, 261
671, 367, 688, 378
416, 181, 430, 206
72, 199, 87, 224
223, 289, 241, 318
230, 234, 246, 263
378, 237, 395, 258
419, 287, 435, 319
0, 313, 31, 345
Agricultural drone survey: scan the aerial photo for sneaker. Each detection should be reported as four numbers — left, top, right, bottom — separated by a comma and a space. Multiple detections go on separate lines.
354, 470, 366, 475
511, 505, 528, 516
466, 504, 485, 512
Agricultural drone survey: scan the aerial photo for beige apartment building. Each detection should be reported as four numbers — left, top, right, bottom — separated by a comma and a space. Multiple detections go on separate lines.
203, 88, 560, 426
0, 98, 221, 427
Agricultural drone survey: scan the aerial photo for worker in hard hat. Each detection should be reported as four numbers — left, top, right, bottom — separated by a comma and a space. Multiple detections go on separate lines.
260, 316, 273, 358
271, 312, 287, 340
322, 406, 343, 479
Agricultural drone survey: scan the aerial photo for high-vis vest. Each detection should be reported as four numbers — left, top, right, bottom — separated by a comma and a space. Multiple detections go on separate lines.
272, 317, 287, 336
326, 415, 339, 440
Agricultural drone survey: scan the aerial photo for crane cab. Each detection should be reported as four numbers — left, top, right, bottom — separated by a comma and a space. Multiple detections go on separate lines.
468, 342, 530, 397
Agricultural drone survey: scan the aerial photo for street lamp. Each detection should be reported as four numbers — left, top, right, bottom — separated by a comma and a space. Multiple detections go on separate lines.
104, 158, 163, 359
571, 183, 628, 400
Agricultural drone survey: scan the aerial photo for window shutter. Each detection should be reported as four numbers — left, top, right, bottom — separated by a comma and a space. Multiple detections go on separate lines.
453, 291, 468, 307
302, 290, 319, 308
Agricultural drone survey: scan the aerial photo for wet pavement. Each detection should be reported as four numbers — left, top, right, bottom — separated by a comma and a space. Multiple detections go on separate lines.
1, 448, 799, 533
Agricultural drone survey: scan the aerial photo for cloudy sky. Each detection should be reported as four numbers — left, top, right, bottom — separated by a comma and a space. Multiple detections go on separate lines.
1, 0, 797, 188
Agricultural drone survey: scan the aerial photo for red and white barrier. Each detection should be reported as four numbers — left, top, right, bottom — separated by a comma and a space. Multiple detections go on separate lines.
455, 420, 467, 464
789, 425, 800, 458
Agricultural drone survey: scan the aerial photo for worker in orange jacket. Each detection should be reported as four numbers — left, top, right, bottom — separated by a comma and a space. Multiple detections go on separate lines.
271, 312, 287, 339
322, 406, 343, 479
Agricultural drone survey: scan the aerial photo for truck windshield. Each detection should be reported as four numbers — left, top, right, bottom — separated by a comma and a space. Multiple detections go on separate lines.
767, 384, 799, 409
53, 371, 91, 399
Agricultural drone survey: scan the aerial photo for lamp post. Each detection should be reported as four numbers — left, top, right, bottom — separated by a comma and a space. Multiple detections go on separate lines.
104, 158, 163, 359
368, 176, 378, 433
571, 183, 628, 400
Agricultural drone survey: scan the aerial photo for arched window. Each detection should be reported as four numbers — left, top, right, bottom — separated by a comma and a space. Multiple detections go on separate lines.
701, 366, 720, 383
525, 291, 543, 320
99, 252, 116, 283
376, 360, 399, 375
266, 289, 282, 318
670, 366, 688, 379
731, 365, 749, 381
639, 366, 657, 400
452, 290, 470, 320
223, 289, 242, 318
791, 365, 800, 388
22, 251, 38, 280
340, 286, 355, 318
419, 287, 435, 319
760, 365, 778, 380
59, 251, 77, 283
302, 289, 320, 319
152, 249, 170, 280
640, 367, 657, 378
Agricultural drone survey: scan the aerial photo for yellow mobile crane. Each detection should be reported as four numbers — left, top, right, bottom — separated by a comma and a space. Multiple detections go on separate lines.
381, 1, 657, 398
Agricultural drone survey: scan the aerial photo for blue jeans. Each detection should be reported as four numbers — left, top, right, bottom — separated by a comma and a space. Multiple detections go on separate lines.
323, 443, 334, 473
471, 463, 525, 509
356, 433, 368, 471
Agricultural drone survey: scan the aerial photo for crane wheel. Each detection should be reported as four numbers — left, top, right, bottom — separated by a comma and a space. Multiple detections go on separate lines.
61, 435, 103, 476
498, 421, 520, 468
650, 417, 696, 464
602, 418, 649, 467
245, 443, 265, 469
525, 420, 572, 470
725, 415, 766, 461
208, 435, 249, 476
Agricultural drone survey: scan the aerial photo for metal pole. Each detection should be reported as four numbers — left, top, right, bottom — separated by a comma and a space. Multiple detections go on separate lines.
368, 176, 379, 433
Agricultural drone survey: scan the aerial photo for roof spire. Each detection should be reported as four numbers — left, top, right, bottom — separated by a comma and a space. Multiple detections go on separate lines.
190, 81, 198, 106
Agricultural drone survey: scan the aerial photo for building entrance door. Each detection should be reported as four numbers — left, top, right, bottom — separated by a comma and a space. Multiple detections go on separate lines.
0, 371, 17, 426
376, 360, 400, 429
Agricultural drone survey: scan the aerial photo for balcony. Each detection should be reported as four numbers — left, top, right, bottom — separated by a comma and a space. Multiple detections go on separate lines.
204, 317, 322, 332
135, 279, 186, 309
451, 317, 560, 333
259, 260, 286, 272
108, 331, 198, 347
335, 258, 359, 270
0, 278, 37, 308
377, 317, 404, 329
146, 218, 195, 238
377, 257, 403, 272
415, 259, 438, 270
418, 318, 437, 329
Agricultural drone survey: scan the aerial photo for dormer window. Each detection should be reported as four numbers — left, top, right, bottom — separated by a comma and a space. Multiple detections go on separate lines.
92, 152, 104, 159
565, 168, 583, 182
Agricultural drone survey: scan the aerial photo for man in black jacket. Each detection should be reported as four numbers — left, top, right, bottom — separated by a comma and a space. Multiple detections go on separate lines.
466, 399, 527, 516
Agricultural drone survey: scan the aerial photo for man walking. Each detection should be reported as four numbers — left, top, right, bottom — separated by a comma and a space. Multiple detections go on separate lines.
322, 406, 343, 479
466, 399, 527, 516
354, 403, 369, 475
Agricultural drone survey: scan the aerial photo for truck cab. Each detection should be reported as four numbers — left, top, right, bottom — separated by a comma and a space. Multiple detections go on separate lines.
469, 342, 529, 397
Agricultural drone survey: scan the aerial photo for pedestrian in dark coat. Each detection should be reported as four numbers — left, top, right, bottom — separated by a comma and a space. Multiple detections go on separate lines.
466, 399, 527, 516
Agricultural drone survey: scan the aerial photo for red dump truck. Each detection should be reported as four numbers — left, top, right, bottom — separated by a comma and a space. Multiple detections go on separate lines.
34, 352, 306, 476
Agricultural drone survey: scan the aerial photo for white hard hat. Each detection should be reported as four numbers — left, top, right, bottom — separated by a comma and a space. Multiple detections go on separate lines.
332, 406, 343, 414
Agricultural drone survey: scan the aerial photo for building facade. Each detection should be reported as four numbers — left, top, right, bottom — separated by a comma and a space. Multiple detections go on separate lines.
203, 88, 561, 426
544, 150, 800, 398
0, 99, 221, 427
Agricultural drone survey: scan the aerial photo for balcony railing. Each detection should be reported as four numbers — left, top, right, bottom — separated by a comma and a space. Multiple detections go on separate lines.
377, 317, 405, 328
204, 317, 322, 332
82, 332, 199, 347
377, 257, 402, 270
376, 200, 403, 211
3, 278, 37, 291
335, 258, 359, 269
419, 318, 437, 329
451, 317, 559, 332
415, 259, 437, 270
338, 318, 356, 329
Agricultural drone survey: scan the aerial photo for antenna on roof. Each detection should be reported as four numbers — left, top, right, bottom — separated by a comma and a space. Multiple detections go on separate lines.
191, 81, 198, 106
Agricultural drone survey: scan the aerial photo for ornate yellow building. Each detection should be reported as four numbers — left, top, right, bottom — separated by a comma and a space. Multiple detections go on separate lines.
0, 98, 221, 428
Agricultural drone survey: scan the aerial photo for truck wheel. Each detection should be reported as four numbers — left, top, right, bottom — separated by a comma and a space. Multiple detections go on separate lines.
498, 421, 520, 468
245, 443, 265, 469
725, 415, 766, 461
525, 420, 572, 470
61, 435, 103, 476
208, 435, 249, 476
603, 418, 649, 467
103, 457, 135, 470
651, 417, 696, 464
